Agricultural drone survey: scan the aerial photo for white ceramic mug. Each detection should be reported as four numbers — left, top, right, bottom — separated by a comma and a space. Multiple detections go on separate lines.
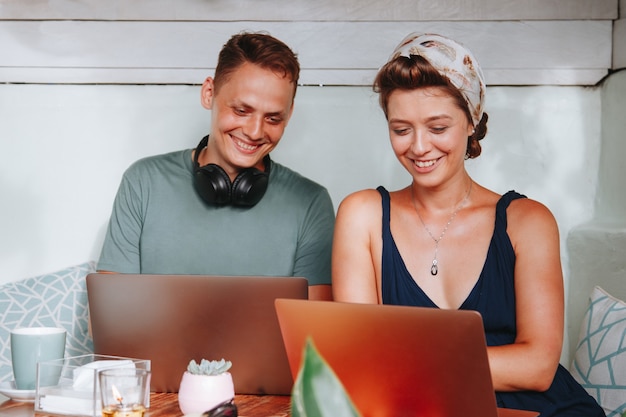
11, 327, 66, 390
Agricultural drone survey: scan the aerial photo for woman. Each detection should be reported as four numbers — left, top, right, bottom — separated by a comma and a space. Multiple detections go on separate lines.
332, 33, 604, 416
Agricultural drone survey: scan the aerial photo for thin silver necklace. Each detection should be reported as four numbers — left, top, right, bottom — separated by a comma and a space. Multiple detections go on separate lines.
411, 181, 473, 276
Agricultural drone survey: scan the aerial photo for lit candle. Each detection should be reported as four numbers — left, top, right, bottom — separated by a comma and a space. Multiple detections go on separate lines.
101, 384, 146, 417
112, 384, 124, 406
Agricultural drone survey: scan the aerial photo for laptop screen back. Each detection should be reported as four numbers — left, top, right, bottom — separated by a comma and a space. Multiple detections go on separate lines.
87, 273, 308, 394
275, 299, 502, 417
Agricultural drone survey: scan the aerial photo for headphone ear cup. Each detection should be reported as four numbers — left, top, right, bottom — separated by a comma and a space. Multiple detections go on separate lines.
231, 169, 269, 207
194, 164, 233, 205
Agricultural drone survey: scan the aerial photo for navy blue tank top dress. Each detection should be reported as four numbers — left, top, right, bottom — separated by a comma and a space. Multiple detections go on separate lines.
378, 187, 604, 417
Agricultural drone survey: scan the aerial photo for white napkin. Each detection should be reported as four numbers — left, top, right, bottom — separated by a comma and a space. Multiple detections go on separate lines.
38, 360, 140, 415
72, 359, 136, 391
39, 392, 98, 416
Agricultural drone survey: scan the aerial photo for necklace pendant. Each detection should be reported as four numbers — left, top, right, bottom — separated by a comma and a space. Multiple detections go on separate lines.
430, 259, 438, 276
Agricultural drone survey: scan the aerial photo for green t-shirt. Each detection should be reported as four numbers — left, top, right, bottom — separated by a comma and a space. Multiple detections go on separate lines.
98, 148, 335, 285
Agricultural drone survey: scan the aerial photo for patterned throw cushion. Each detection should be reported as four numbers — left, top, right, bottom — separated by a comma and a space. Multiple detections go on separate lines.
571, 286, 626, 417
0, 262, 96, 384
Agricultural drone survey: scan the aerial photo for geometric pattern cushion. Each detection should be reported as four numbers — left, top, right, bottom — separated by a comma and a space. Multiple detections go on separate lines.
0, 261, 96, 384
570, 286, 626, 417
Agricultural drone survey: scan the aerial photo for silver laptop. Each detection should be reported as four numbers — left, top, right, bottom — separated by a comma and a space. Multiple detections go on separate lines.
87, 273, 308, 394
275, 299, 539, 417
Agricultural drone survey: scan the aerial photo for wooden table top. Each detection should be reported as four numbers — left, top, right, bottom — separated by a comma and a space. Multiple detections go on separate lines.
0, 392, 291, 417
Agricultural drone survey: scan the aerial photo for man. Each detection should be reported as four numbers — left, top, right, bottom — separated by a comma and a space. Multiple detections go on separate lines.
97, 32, 335, 300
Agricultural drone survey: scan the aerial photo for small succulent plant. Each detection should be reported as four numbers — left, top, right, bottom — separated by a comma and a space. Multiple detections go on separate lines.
186, 358, 232, 376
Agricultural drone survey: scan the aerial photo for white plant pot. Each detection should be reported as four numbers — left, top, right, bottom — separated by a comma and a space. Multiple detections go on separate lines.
178, 371, 235, 415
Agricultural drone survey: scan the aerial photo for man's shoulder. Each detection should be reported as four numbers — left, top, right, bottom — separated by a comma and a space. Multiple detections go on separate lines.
124, 148, 190, 177
270, 161, 327, 193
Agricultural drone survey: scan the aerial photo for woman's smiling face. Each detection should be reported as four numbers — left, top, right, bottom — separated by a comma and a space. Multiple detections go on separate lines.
386, 86, 474, 186
202, 62, 295, 178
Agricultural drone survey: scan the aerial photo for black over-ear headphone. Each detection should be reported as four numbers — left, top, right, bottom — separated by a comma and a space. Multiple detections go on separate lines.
193, 135, 271, 207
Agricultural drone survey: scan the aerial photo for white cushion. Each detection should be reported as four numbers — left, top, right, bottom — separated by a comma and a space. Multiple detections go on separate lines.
0, 262, 96, 384
571, 285, 626, 417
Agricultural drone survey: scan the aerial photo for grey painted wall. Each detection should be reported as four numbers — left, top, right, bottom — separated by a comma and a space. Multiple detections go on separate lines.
567, 69, 626, 362
0, 83, 602, 287
0, 81, 605, 364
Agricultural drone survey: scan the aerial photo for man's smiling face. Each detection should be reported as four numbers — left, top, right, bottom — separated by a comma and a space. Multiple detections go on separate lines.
200, 62, 295, 179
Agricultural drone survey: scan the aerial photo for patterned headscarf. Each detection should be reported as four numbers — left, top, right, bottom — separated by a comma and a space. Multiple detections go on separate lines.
390, 33, 486, 127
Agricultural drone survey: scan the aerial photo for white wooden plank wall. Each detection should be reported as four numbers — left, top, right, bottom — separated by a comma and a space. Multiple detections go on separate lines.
614, 0, 626, 70
0, 0, 618, 21
0, 0, 620, 86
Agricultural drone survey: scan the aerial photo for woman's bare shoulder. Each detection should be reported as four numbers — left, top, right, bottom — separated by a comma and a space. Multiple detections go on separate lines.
506, 194, 560, 241
335, 188, 385, 232
338, 188, 384, 211
507, 194, 557, 223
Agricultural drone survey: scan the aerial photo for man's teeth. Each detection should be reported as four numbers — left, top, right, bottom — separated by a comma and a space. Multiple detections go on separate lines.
415, 159, 436, 168
236, 140, 258, 151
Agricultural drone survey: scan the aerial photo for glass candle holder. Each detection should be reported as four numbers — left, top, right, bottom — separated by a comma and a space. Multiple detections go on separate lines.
99, 368, 151, 417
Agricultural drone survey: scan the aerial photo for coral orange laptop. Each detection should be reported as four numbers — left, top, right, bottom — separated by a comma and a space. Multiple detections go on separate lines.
275, 299, 538, 417
87, 273, 308, 394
